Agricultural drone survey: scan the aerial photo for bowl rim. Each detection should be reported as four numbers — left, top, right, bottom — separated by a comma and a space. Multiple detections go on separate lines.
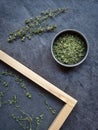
51, 29, 89, 67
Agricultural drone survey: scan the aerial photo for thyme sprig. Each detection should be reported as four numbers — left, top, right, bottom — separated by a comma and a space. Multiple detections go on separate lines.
12, 106, 33, 130
35, 114, 44, 130
12, 105, 44, 130
45, 100, 56, 115
7, 8, 68, 43
2, 70, 32, 99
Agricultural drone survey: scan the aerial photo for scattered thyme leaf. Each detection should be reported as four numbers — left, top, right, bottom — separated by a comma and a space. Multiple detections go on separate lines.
8, 95, 17, 105
3, 82, 8, 87
26, 92, 32, 99
0, 91, 4, 107
2, 70, 8, 76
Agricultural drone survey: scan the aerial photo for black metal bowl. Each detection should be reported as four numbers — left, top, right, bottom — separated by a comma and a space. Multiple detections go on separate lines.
51, 29, 89, 67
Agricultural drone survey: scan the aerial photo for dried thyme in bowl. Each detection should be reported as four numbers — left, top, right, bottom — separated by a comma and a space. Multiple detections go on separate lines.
52, 33, 87, 65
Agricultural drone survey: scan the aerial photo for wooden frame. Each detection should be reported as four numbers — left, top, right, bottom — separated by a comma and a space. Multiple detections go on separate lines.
0, 50, 77, 130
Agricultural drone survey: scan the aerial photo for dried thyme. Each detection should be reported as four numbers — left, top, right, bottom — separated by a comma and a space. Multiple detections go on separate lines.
26, 92, 32, 99
45, 100, 56, 115
53, 34, 86, 64
7, 8, 68, 43
8, 95, 17, 105
1, 70, 32, 99
15, 106, 33, 130
0, 70, 57, 129
0, 91, 4, 107
2, 81, 8, 87
2, 70, 8, 76
12, 105, 44, 130
35, 114, 44, 130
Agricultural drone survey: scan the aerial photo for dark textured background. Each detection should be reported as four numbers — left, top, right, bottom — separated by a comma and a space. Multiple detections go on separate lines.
0, 0, 98, 130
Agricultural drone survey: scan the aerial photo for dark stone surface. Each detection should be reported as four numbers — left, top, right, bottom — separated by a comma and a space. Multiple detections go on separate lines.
0, 0, 98, 130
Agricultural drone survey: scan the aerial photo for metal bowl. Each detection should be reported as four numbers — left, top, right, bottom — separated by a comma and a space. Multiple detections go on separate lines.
51, 29, 89, 67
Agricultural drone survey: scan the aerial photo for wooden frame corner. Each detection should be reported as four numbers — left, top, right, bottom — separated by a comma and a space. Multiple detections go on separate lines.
0, 50, 77, 130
